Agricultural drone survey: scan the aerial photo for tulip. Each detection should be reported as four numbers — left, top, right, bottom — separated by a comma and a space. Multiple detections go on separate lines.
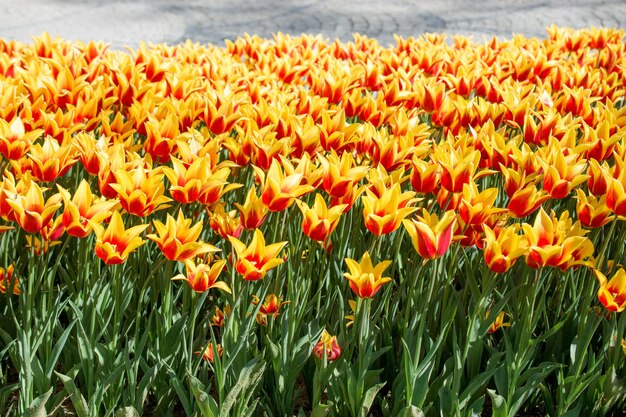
196, 342, 223, 363
594, 268, 626, 313
343, 251, 392, 298
172, 258, 229, 293
483, 225, 528, 273
0, 117, 42, 160
22, 136, 77, 182
487, 311, 511, 333
110, 166, 171, 217
507, 183, 550, 218
319, 151, 369, 198
313, 330, 341, 361
90, 211, 149, 265
459, 183, 506, 226
6, 181, 62, 234
362, 183, 417, 236
403, 209, 456, 260
436, 147, 481, 194
255, 160, 314, 212
522, 208, 594, 270
147, 210, 218, 261
0, 265, 19, 295
296, 194, 345, 243
234, 186, 268, 230
208, 203, 243, 239
410, 158, 438, 194
212, 305, 230, 327
575, 190, 614, 228
58, 180, 117, 238
228, 229, 287, 281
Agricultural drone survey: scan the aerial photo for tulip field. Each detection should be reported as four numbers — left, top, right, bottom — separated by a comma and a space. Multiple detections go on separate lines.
2, 27, 626, 416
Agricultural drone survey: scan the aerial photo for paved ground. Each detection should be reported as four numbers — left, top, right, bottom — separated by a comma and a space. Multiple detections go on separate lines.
0, 0, 625, 49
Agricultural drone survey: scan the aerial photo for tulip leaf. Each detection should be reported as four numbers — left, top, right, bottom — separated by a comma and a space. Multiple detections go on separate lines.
360, 382, 386, 417
23, 388, 52, 417
55, 371, 90, 417
114, 406, 140, 417
487, 389, 507, 417
221, 356, 265, 417
189, 374, 218, 417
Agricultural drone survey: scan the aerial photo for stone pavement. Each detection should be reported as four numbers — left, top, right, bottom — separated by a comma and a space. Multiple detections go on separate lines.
0, 0, 625, 49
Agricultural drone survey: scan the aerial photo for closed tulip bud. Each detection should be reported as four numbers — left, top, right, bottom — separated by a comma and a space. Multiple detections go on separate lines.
313, 330, 341, 361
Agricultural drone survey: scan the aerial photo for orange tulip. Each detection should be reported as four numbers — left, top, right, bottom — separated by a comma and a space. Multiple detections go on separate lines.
537, 139, 588, 199
0, 117, 42, 160
343, 251, 392, 298
22, 136, 77, 182
252, 293, 288, 325
483, 225, 528, 273
319, 151, 369, 198
403, 209, 456, 260
296, 194, 346, 244
196, 342, 223, 363
162, 156, 205, 204
143, 113, 179, 163
522, 208, 594, 270
234, 186, 268, 230
147, 210, 218, 261
313, 329, 342, 361
575, 190, 614, 229
606, 161, 626, 216
212, 305, 230, 327
362, 183, 417, 236
0, 171, 33, 222
208, 203, 243, 239
228, 229, 288, 281
487, 311, 511, 333
0, 265, 19, 295
594, 268, 626, 313
110, 166, 171, 217
255, 160, 314, 212
90, 211, 149, 265
410, 158, 438, 194
459, 183, 506, 227
6, 181, 62, 234
72, 132, 107, 175
586, 159, 611, 197
434, 145, 480, 193
507, 183, 550, 219
172, 258, 230, 293
58, 180, 117, 238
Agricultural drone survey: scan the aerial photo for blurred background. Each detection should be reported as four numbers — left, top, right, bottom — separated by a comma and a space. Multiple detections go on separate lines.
0, 0, 624, 48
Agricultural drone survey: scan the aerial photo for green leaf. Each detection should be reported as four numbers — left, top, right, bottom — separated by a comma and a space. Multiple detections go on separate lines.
487, 389, 507, 417
360, 382, 385, 417
114, 407, 140, 417
161, 317, 187, 359
46, 320, 76, 379
135, 364, 160, 411
399, 405, 425, 417
165, 365, 192, 416
23, 388, 52, 417
55, 371, 90, 417
221, 356, 265, 417
310, 402, 333, 417
188, 375, 218, 417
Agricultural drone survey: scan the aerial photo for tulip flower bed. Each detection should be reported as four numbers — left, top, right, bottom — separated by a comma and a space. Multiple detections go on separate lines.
2, 27, 626, 416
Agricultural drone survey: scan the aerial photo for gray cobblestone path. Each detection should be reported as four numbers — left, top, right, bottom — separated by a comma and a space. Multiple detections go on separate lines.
0, 0, 624, 48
